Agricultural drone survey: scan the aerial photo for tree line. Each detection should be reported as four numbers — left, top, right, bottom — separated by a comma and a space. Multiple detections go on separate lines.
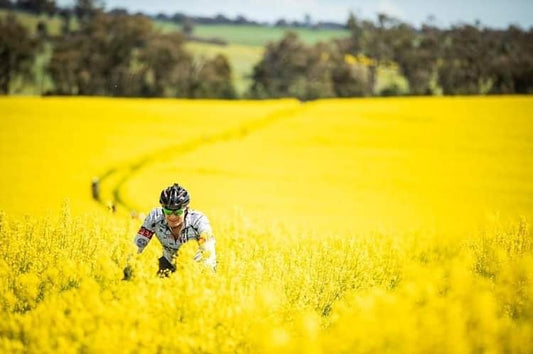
156, 12, 345, 30
250, 14, 533, 100
1, 1, 236, 97
1, 0, 532, 98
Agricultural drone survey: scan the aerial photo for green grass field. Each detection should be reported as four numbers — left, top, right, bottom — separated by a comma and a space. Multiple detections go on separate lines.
153, 21, 350, 47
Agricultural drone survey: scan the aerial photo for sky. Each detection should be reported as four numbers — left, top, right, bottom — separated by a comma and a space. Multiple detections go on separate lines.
58, 0, 533, 29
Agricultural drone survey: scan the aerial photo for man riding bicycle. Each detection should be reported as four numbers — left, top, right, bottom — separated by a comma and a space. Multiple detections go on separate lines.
125, 183, 216, 278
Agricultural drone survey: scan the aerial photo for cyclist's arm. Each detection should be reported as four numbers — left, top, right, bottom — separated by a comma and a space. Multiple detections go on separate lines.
134, 225, 154, 254
123, 211, 157, 279
133, 210, 157, 254
194, 215, 216, 270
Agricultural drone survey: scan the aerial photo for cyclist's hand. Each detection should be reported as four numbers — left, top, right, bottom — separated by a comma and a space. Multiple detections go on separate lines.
123, 265, 134, 281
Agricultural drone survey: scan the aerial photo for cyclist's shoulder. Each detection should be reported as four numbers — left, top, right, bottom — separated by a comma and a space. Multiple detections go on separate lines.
187, 208, 207, 219
187, 209, 210, 224
143, 207, 165, 226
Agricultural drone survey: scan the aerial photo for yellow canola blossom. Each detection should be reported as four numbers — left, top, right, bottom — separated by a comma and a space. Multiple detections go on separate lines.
130, 96, 533, 235
0, 96, 532, 353
0, 97, 298, 216
0, 209, 531, 353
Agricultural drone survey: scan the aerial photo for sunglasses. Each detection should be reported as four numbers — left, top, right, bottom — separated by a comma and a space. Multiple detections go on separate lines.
162, 207, 185, 216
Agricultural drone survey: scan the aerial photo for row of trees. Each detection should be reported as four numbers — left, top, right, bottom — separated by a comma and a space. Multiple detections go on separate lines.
155, 12, 266, 27
0, 0, 97, 18
0, 14, 37, 93
250, 14, 533, 99
0, 0, 57, 15
48, 12, 235, 98
344, 14, 533, 96
0, 4, 236, 97
157, 12, 345, 30
1, 2, 532, 98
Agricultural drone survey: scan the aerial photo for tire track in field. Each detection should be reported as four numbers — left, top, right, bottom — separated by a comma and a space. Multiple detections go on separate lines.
95, 103, 304, 214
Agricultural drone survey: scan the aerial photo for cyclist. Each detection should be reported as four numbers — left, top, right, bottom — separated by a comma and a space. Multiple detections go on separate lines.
124, 183, 216, 278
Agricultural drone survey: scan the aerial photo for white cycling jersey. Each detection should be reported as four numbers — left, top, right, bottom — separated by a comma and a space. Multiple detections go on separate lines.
133, 207, 216, 268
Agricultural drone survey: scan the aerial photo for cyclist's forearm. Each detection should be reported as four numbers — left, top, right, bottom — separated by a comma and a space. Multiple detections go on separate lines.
198, 236, 216, 269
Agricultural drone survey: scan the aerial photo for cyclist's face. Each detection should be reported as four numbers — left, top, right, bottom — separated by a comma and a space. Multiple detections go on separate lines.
165, 209, 185, 228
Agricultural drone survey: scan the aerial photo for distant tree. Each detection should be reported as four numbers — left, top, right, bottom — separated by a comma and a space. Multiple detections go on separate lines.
290, 21, 301, 28
484, 29, 513, 94
74, 0, 101, 21
192, 54, 236, 98
108, 8, 128, 16
137, 31, 193, 97
182, 17, 194, 36
137, 32, 236, 98
304, 14, 311, 28
346, 13, 442, 96
15, 0, 55, 14
14, 0, 28, 11
49, 14, 235, 98
235, 15, 247, 25
49, 13, 153, 95
391, 23, 440, 95
44, 0, 54, 15
0, 14, 38, 94
346, 12, 365, 53
275, 19, 288, 27
343, 13, 395, 95
302, 42, 335, 99
171, 12, 186, 23
507, 28, 533, 93
58, 8, 72, 35
155, 13, 168, 21
214, 14, 229, 24
437, 25, 491, 94
249, 32, 308, 98
47, 35, 83, 94
36, 20, 48, 39
330, 54, 370, 97
0, 0, 13, 9
486, 26, 533, 94
250, 32, 338, 100
364, 14, 401, 94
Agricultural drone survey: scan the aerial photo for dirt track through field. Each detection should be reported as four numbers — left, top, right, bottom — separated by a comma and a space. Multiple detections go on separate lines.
95, 104, 305, 214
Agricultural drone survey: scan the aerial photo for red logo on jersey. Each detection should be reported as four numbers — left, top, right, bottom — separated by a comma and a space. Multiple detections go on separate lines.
138, 227, 154, 239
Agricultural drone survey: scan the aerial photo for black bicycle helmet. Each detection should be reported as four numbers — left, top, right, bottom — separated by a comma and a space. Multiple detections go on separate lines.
159, 183, 190, 209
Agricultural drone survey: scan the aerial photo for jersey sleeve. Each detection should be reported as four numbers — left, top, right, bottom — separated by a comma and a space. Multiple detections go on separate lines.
133, 209, 158, 254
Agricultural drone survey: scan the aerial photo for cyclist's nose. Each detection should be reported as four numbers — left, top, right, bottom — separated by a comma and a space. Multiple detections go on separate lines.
167, 214, 182, 222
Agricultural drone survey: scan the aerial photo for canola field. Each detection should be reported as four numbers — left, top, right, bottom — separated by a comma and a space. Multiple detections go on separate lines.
1, 96, 532, 353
